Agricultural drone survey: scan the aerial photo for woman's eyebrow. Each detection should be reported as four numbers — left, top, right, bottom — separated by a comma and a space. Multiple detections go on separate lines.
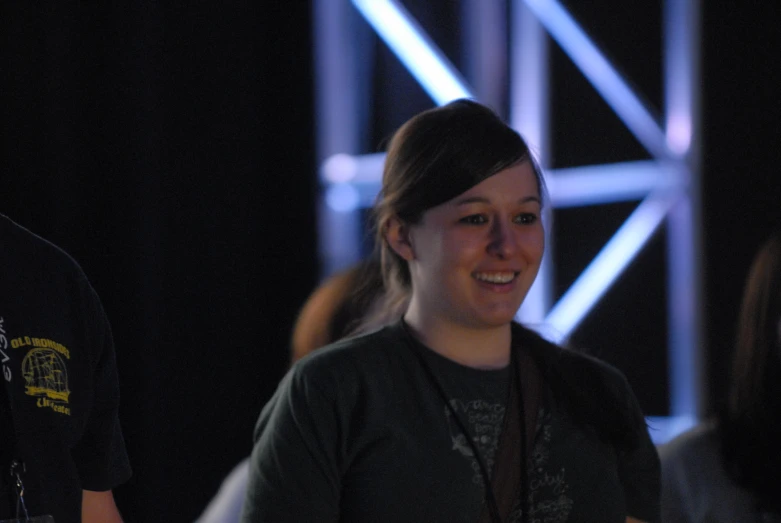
454, 195, 541, 206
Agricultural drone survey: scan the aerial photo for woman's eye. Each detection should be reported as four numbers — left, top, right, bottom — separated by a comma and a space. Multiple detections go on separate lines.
460, 214, 487, 225
515, 213, 538, 225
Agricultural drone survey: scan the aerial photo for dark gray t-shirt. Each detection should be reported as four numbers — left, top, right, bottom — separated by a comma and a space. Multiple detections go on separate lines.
241, 322, 659, 522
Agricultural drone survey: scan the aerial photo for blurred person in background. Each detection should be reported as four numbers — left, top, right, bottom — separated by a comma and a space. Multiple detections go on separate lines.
660, 229, 781, 522
290, 256, 385, 365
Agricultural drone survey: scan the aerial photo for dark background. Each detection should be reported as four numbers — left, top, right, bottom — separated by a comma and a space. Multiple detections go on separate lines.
1, 1, 779, 520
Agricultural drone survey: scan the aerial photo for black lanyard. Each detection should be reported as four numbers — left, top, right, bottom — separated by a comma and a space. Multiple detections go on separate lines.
0, 376, 31, 520
402, 323, 527, 523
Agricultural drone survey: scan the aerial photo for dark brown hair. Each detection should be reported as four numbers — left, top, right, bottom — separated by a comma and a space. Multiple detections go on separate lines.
720, 230, 781, 510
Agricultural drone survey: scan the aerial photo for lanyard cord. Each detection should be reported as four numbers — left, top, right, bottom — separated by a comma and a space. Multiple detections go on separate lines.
513, 355, 529, 523
1, 375, 28, 519
402, 325, 528, 523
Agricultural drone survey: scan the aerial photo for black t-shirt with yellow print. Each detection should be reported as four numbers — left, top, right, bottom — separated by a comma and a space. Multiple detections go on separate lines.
0, 214, 131, 523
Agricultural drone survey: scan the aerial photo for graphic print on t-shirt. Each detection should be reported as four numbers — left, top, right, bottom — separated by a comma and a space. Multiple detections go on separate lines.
446, 402, 576, 523
445, 398, 504, 486
10, 335, 71, 416
507, 410, 573, 523
0, 317, 11, 382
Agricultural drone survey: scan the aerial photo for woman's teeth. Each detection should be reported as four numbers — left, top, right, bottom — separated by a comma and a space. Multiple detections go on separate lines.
474, 272, 515, 284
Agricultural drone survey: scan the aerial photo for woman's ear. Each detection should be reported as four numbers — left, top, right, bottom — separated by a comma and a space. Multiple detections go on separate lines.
385, 217, 415, 261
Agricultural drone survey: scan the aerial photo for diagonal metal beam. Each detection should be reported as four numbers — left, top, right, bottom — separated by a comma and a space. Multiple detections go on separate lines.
351, 0, 474, 105
523, 0, 677, 162
543, 189, 682, 342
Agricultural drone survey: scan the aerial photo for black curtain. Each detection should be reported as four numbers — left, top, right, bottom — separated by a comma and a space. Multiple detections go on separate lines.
701, 2, 781, 415
2, 1, 780, 521
2, 2, 315, 521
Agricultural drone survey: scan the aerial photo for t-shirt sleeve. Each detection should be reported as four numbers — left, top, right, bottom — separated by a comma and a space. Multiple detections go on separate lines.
241, 362, 343, 522
71, 281, 132, 491
616, 377, 661, 522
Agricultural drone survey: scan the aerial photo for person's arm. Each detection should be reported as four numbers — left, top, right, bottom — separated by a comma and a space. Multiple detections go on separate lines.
74, 282, 132, 514
196, 459, 251, 523
615, 379, 661, 523
241, 363, 344, 522
82, 489, 123, 523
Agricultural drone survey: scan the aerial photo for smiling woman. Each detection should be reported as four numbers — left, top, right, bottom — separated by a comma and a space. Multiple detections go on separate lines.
385, 163, 544, 368
241, 100, 660, 523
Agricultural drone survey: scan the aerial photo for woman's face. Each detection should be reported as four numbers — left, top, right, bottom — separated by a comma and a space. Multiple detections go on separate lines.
401, 161, 544, 330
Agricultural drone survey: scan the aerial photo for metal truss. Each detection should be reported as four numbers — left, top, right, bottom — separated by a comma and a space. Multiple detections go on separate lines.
313, 0, 702, 443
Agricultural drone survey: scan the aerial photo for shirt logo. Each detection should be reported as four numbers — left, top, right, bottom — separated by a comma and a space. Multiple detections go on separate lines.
11, 335, 72, 416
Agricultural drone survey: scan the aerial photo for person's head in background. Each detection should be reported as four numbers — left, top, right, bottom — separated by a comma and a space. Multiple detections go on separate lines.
289, 256, 386, 365
720, 229, 781, 508
370, 99, 547, 334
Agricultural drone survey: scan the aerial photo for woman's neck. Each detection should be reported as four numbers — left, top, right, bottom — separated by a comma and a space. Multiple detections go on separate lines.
403, 313, 512, 369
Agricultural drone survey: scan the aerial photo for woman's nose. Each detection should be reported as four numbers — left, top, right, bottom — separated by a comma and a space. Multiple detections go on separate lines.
487, 219, 518, 259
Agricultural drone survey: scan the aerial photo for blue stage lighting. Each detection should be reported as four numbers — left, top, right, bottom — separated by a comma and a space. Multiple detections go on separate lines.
543, 190, 678, 342
325, 183, 361, 213
352, 0, 474, 105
